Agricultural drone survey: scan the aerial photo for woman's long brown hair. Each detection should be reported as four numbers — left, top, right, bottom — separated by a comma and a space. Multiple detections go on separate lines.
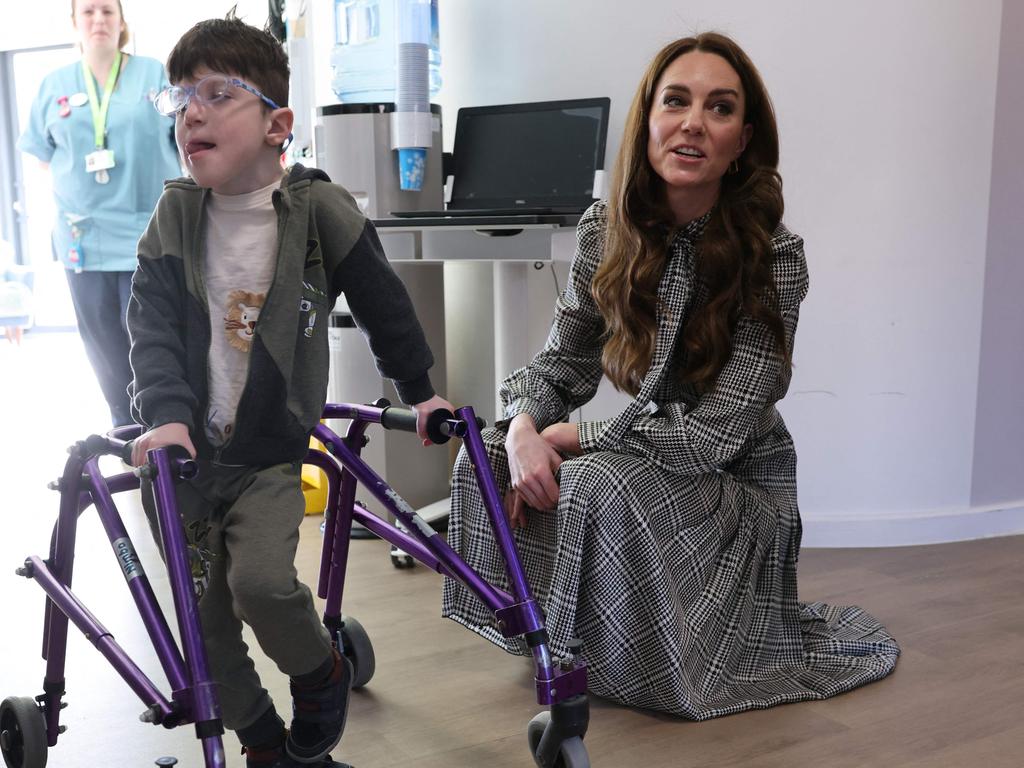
591, 32, 788, 395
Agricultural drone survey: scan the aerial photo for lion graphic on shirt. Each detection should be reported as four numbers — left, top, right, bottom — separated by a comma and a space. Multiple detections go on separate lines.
223, 290, 265, 353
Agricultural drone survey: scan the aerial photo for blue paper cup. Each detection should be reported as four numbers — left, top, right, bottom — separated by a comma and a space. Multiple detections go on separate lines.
398, 147, 427, 191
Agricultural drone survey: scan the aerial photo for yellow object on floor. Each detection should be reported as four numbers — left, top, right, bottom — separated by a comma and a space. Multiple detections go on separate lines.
302, 435, 328, 515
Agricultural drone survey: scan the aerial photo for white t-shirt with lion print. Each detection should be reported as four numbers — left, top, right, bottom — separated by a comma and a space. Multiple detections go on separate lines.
202, 177, 281, 447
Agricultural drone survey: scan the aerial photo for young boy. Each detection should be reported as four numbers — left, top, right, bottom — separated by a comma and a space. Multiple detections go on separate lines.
127, 16, 452, 768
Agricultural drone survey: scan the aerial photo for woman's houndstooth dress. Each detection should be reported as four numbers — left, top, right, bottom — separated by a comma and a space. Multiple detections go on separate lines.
441, 201, 899, 719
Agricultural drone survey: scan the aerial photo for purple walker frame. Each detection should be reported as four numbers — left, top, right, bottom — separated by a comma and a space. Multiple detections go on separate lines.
6, 402, 589, 768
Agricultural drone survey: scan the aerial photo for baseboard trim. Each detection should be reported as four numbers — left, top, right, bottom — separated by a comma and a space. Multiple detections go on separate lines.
801, 502, 1024, 548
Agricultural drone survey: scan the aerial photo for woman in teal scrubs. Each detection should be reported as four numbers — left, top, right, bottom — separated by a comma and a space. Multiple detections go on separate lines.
18, 0, 180, 426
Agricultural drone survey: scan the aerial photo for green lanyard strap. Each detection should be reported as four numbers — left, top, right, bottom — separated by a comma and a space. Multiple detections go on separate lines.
81, 52, 122, 150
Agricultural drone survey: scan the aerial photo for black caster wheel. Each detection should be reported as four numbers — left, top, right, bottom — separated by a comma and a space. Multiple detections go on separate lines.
527, 711, 589, 768
0, 696, 48, 768
390, 547, 415, 569
337, 615, 375, 688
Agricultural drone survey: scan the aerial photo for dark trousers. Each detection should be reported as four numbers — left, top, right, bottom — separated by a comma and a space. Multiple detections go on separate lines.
65, 269, 134, 427
141, 461, 333, 733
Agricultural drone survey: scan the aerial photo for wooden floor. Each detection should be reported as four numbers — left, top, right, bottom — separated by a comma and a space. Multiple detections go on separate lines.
2, 334, 1022, 767
297, 529, 1024, 768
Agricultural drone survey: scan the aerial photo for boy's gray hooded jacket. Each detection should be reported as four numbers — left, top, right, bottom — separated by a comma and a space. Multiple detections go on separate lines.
127, 164, 435, 466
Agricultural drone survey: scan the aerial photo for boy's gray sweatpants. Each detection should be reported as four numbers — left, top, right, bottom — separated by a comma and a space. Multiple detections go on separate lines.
142, 460, 333, 732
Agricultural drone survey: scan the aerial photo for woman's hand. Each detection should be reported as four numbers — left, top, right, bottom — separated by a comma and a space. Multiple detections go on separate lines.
505, 414, 563, 512
130, 422, 196, 467
412, 394, 457, 446
539, 422, 582, 457
504, 488, 529, 530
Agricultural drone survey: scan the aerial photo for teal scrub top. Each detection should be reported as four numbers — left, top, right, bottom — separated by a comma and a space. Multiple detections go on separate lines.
17, 54, 181, 272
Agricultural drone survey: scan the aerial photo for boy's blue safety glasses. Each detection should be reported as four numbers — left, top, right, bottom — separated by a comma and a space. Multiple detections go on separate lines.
153, 74, 283, 116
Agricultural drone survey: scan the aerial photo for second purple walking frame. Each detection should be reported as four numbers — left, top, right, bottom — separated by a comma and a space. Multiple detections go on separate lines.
1, 402, 592, 768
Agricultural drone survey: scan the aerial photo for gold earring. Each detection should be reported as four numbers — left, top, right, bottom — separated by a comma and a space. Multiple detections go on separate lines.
729, 159, 740, 174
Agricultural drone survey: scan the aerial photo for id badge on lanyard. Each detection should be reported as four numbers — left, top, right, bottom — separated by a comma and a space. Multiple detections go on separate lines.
82, 53, 120, 184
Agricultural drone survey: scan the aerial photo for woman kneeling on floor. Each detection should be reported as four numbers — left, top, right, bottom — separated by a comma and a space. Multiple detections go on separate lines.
442, 31, 900, 719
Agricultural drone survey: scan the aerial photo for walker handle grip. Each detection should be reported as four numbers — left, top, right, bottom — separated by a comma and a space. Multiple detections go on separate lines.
84, 434, 117, 458
379, 405, 445, 439
380, 406, 486, 445
380, 406, 419, 433
118, 440, 198, 479
83, 433, 136, 463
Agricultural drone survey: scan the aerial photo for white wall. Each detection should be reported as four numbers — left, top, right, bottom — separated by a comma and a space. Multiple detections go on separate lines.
972, 0, 1024, 510
434, 0, 1023, 547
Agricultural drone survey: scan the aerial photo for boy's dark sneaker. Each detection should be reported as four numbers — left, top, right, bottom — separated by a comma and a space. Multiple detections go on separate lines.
243, 741, 352, 768
286, 648, 353, 763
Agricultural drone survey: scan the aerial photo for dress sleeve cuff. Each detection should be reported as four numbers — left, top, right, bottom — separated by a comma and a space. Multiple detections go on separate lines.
577, 420, 607, 453
497, 397, 548, 430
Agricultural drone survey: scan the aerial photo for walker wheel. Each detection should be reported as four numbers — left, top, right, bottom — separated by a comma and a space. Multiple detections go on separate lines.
337, 615, 375, 689
390, 547, 415, 569
527, 711, 589, 768
0, 697, 48, 768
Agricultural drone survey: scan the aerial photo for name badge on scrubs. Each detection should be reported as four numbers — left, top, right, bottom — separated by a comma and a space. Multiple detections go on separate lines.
85, 149, 115, 184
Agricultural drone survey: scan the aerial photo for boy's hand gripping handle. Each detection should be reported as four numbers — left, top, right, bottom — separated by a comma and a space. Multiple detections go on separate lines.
380, 406, 487, 444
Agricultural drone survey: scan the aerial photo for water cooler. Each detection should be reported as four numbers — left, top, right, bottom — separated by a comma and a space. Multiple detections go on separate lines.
318, 0, 450, 526
313, 103, 443, 219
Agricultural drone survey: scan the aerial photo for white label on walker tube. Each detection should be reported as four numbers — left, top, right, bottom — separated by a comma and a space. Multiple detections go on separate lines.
113, 537, 145, 582
384, 488, 437, 539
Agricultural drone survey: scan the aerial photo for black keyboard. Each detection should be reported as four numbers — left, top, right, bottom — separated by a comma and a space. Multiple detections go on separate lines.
390, 206, 582, 218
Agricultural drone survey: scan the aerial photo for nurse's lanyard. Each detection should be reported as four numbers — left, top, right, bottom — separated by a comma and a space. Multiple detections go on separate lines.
81, 52, 121, 184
